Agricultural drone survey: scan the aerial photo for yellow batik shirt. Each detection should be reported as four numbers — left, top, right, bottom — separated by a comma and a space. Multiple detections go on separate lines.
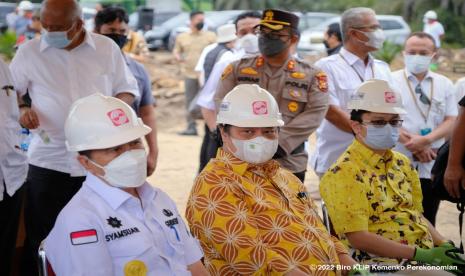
320, 140, 434, 265
186, 149, 348, 276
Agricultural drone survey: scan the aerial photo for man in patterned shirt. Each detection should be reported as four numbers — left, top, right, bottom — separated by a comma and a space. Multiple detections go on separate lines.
320, 79, 464, 275
186, 84, 364, 276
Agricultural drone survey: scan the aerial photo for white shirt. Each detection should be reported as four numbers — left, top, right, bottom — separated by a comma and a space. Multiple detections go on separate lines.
454, 77, 465, 106
196, 49, 246, 111
423, 21, 445, 48
45, 174, 203, 276
195, 43, 217, 86
0, 59, 28, 201
393, 69, 457, 178
310, 47, 394, 174
10, 32, 139, 176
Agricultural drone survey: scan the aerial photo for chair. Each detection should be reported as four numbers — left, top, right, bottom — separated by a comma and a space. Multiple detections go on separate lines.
38, 240, 55, 276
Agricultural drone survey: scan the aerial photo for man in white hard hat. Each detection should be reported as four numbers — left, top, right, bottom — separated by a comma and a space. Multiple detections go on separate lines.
423, 10, 445, 49
186, 84, 370, 275
14, 0, 34, 38
44, 94, 208, 276
320, 79, 464, 275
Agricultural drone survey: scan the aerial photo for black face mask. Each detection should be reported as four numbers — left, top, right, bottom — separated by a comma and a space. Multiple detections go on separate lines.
103, 33, 128, 49
258, 34, 288, 57
323, 40, 330, 49
195, 21, 204, 31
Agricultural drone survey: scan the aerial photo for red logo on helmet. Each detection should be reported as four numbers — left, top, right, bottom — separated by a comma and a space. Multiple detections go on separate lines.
252, 101, 268, 115
107, 108, 129, 126
384, 91, 397, 103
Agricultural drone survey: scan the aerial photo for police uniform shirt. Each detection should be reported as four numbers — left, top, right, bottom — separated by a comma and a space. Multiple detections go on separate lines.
310, 47, 393, 174
9, 32, 139, 177
45, 173, 203, 276
0, 59, 27, 201
393, 69, 458, 179
215, 55, 329, 173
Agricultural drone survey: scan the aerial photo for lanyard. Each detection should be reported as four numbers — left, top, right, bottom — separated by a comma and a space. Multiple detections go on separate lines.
403, 71, 434, 123
338, 53, 374, 82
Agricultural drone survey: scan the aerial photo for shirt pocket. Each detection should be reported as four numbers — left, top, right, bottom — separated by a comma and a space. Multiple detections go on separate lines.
430, 98, 446, 126
280, 87, 308, 119
335, 80, 359, 109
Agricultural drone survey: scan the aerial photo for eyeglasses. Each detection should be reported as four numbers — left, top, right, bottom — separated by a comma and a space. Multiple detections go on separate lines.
254, 28, 291, 40
415, 84, 431, 105
361, 119, 404, 128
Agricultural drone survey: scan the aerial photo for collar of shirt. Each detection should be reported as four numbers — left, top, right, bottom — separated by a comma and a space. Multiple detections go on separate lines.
340, 47, 374, 67
262, 55, 295, 77
351, 139, 394, 168
40, 30, 96, 52
85, 172, 156, 210
214, 148, 280, 177
405, 68, 433, 85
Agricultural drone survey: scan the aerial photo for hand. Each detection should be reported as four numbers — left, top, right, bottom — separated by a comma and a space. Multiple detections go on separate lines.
413, 243, 465, 275
19, 106, 40, 129
147, 150, 158, 176
348, 266, 372, 276
444, 164, 465, 199
405, 134, 431, 153
413, 149, 436, 163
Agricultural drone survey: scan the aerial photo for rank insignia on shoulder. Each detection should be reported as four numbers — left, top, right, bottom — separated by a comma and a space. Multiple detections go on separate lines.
256, 56, 264, 68
240, 67, 258, 75
288, 101, 299, 113
221, 64, 234, 80
287, 60, 295, 71
315, 71, 328, 93
291, 72, 306, 79
70, 229, 98, 245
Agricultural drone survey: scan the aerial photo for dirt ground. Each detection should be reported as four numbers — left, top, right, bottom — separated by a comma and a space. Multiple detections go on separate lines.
145, 50, 464, 248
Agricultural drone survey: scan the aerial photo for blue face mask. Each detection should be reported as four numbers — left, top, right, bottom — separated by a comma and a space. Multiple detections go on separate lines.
364, 125, 399, 150
42, 23, 75, 49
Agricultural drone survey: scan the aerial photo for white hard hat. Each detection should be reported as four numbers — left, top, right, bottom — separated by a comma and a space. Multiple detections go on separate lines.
65, 93, 152, 152
216, 24, 237, 43
348, 79, 406, 114
217, 84, 284, 127
18, 1, 34, 11
424, 10, 437, 20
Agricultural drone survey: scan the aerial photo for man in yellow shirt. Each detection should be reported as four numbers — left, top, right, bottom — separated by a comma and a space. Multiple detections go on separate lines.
173, 11, 216, 136
320, 79, 464, 275
186, 84, 367, 276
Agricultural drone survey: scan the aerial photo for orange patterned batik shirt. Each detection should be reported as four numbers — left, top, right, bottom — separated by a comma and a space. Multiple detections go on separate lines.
186, 149, 348, 276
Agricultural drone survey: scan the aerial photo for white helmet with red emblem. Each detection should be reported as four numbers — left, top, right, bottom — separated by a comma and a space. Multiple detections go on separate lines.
217, 84, 284, 127
65, 93, 151, 152
348, 79, 406, 114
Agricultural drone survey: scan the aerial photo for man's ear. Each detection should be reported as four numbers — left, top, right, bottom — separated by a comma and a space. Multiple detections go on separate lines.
77, 155, 91, 170
349, 120, 361, 136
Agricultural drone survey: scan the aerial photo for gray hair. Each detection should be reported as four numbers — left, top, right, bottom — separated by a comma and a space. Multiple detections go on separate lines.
341, 7, 375, 41
41, 0, 82, 21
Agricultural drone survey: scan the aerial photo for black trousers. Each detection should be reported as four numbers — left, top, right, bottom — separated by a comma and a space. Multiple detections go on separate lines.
199, 124, 219, 173
420, 178, 440, 226
21, 165, 85, 276
0, 183, 24, 276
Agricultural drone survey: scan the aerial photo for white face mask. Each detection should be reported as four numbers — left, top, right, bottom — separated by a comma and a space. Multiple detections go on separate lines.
357, 28, 385, 49
89, 149, 147, 188
230, 136, 278, 164
404, 54, 433, 74
236, 33, 259, 54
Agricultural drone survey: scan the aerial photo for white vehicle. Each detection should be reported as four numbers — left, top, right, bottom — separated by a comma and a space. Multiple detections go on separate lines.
298, 15, 411, 55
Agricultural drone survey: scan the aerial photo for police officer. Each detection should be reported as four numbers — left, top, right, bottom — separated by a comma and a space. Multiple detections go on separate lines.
214, 9, 329, 182
45, 94, 207, 276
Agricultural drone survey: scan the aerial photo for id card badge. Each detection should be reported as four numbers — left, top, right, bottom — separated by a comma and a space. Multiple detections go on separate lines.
419, 122, 432, 136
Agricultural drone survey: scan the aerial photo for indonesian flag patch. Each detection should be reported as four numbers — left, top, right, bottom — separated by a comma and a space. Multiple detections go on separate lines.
70, 229, 98, 245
